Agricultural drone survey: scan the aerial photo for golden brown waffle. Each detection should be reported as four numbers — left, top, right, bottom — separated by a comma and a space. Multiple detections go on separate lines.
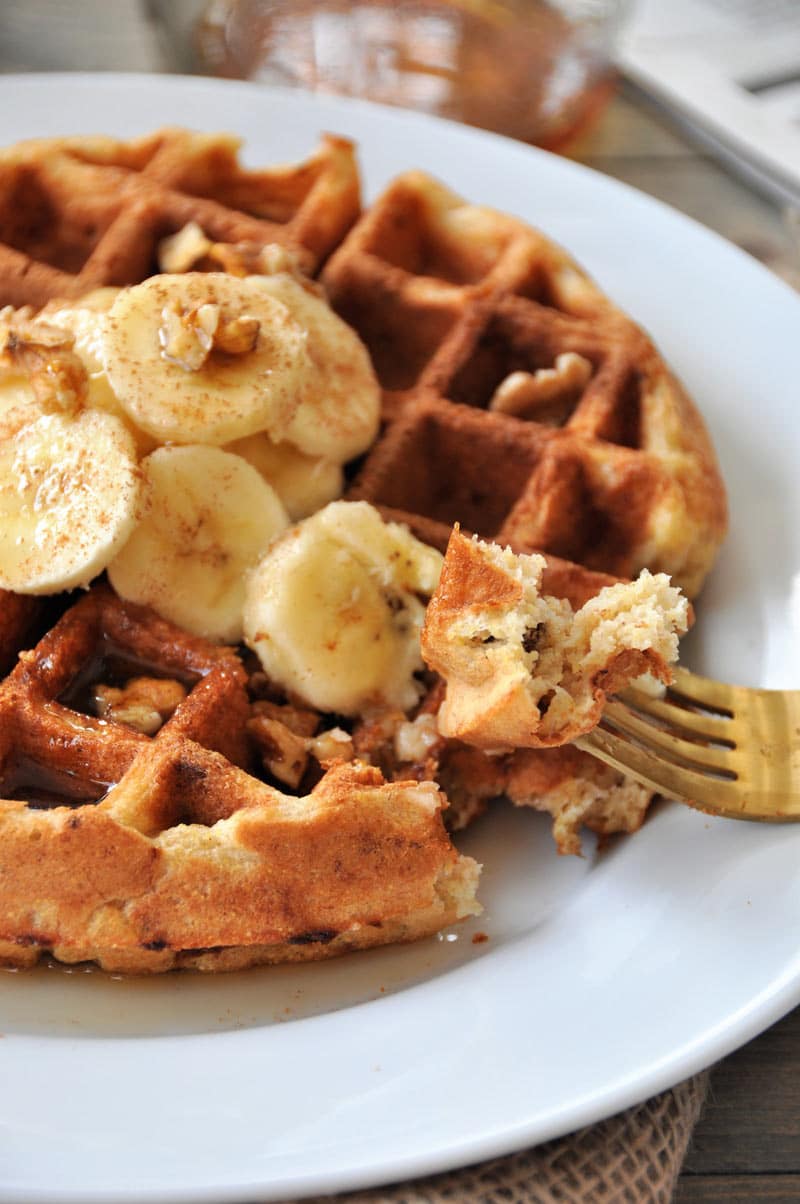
0, 132, 730, 972
0, 586, 479, 973
323, 171, 727, 599
0, 127, 360, 309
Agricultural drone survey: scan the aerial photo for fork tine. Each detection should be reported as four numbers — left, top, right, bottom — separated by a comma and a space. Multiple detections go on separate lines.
575, 725, 743, 811
602, 699, 737, 775
666, 665, 737, 713
618, 688, 738, 745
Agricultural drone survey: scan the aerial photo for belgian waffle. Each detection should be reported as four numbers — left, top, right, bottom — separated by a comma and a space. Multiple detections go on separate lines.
323, 171, 728, 598
0, 586, 479, 973
0, 127, 360, 308
0, 129, 728, 972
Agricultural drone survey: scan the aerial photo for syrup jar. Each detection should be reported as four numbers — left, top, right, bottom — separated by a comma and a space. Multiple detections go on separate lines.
196, 0, 629, 149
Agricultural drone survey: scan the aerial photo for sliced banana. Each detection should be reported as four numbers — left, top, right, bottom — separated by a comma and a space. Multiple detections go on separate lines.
252, 274, 381, 463
0, 409, 141, 594
108, 445, 289, 643
243, 500, 443, 715
40, 288, 120, 370
0, 370, 42, 439
100, 273, 311, 446
39, 290, 157, 455
226, 432, 343, 520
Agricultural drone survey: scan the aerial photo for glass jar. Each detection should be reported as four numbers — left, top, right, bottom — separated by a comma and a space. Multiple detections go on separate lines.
195, 0, 630, 150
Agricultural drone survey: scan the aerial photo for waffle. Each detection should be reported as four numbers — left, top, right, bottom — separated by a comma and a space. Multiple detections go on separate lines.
0, 127, 360, 309
0, 585, 479, 973
0, 130, 729, 972
323, 171, 727, 599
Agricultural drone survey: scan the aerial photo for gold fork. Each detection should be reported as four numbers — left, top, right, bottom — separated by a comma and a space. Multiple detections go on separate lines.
575, 666, 800, 822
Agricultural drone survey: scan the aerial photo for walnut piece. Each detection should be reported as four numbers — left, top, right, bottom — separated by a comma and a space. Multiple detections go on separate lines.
158, 300, 260, 371
157, 222, 213, 274
310, 727, 355, 766
0, 305, 87, 413
247, 712, 310, 788
156, 223, 310, 279
92, 676, 187, 736
489, 352, 592, 421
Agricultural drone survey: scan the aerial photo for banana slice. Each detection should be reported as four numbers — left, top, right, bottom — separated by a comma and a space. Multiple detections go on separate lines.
252, 274, 381, 464
100, 273, 311, 446
243, 500, 443, 715
39, 290, 157, 456
0, 409, 141, 594
40, 288, 120, 371
226, 432, 343, 520
108, 445, 289, 643
0, 370, 41, 440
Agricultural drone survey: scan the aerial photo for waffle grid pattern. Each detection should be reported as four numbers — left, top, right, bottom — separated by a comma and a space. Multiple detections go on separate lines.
0, 127, 360, 307
324, 171, 727, 596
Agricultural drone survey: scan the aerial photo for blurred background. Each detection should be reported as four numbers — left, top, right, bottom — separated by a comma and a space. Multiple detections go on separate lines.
0, 0, 798, 289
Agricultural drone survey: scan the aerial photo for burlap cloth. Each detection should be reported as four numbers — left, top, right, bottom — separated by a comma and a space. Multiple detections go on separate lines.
281, 1071, 709, 1204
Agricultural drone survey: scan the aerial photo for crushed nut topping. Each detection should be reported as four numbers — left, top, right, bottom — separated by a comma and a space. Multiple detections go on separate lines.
489, 352, 592, 421
0, 305, 87, 413
214, 313, 260, 355
257, 243, 306, 276
156, 223, 311, 280
158, 300, 260, 371
157, 222, 214, 274
246, 700, 356, 787
247, 712, 311, 788
310, 727, 355, 766
92, 676, 187, 736
393, 711, 441, 764
250, 698, 319, 738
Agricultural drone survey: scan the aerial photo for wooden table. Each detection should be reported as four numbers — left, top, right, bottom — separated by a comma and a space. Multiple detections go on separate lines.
3, 5, 800, 1195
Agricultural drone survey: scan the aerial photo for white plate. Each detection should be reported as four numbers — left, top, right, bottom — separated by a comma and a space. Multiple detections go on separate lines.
1, 73, 799, 1204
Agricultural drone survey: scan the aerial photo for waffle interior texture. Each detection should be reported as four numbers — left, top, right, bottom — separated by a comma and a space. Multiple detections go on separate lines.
0, 131, 728, 973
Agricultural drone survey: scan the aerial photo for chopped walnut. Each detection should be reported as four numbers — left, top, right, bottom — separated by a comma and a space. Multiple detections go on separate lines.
394, 712, 442, 764
157, 222, 214, 273
352, 709, 407, 765
247, 712, 310, 788
310, 727, 355, 766
0, 305, 87, 413
214, 314, 260, 355
158, 300, 260, 371
155, 223, 311, 280
210, 239, 311, 279
257, 243, 306, 276
250, 698, 319, 737
0, 306, 74, 354
92, 676, 187, 735
489, 352, 592, 421
204, 241, 261, 277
